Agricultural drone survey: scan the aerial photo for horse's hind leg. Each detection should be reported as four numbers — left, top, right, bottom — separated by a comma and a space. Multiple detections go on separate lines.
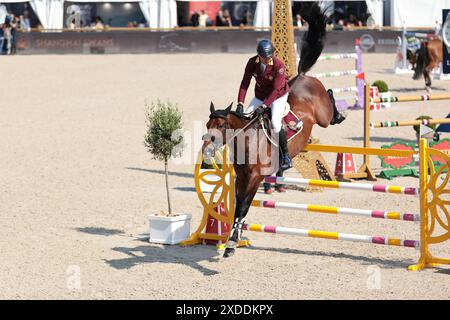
274, 168, 286, 192
424, 68, 432, 92
328, 89, 346, 125
263, 167, 283, 193
223, 172, 263, 258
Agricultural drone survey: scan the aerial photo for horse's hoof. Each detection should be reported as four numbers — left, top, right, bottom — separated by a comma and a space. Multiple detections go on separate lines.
426, 86, 432, 93
223, 248, 235, 258
330, 111, 346, 125
275, 184, 287, 193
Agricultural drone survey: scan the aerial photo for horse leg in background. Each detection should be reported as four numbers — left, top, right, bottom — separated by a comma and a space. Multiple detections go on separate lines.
425, 56, 440, 92
414, 42, 433, 91
263, 167, 284, 193
424, 67, 432, 92
223, 170, 263, 258
274, 167, 286, 192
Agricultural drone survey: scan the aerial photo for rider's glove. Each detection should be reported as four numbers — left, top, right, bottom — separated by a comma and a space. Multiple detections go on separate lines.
236, 102, 244, 114
254, 105, 266, 117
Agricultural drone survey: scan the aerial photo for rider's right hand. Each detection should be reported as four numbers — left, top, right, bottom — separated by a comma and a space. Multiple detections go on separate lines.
254, 106, 265, 117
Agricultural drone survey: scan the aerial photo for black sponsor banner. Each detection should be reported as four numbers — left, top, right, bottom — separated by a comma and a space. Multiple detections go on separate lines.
16, 30, 407, 55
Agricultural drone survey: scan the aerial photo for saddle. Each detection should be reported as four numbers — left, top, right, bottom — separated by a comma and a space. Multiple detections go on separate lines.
258, 103, 304, 146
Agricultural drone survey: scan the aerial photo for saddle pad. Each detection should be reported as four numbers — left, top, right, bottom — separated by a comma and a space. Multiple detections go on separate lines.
283, 110, 302, 141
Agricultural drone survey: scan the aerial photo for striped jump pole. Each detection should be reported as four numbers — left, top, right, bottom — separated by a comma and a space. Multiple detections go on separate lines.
310, 70, 358, 79
264, 176, 419, 195
405, 32, 438, 39
329, 86, 358, 94
314, 40, 364, 111
251, 200, 420, 221
355, 83, 450, 181
371, 94, 450, 103
243, 223, 419, 248
318, 53, 358, 60
370, 118, 450, 129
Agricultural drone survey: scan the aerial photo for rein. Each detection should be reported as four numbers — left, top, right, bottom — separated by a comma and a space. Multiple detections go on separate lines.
225, 115, 259, 144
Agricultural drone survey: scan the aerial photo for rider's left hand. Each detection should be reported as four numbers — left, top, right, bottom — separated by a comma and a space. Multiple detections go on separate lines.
254, 105, 266, 117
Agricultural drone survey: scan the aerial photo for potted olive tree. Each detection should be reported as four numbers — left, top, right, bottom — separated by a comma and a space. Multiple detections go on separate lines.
145, 100, 191, 244
372, 80, 391, 101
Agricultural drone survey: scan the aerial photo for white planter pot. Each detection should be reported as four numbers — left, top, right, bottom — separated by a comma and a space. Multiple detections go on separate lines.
148, 214, 192, 245
198, 169, 230, 193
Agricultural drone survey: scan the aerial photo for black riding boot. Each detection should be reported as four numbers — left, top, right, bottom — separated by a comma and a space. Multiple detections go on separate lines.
278, 128, 292, 171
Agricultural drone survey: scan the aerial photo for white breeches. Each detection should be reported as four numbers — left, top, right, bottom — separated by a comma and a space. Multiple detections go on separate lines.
245, 92, 289, 133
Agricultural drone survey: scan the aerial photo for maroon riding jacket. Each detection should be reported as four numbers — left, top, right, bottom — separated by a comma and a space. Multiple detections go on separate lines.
238, 55, 290, 107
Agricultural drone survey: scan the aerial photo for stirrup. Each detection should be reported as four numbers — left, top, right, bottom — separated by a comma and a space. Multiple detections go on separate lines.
280, 154, 292, 171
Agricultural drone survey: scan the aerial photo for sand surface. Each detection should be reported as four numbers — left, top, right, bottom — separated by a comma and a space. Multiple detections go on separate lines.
0, 53, 449, 299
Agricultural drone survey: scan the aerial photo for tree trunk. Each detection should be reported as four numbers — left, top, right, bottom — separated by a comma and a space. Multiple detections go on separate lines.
164, 159, 172, 215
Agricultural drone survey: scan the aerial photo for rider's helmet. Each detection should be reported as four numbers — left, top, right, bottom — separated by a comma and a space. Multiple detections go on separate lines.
257, 39, 274, 58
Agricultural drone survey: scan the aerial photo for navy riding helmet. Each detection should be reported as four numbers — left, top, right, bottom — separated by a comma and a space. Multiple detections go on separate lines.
257, 39, 274, 58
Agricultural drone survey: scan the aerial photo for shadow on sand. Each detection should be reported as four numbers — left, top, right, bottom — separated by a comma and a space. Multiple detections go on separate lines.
245, 245, 415, 270
125, 167, 194, 179
75, 227, 222, 276
75, 227, 125, 236
76, 227, 450, 275
104, 239, 222, 276
173, 187, 196, 192
389, 86, 447, 93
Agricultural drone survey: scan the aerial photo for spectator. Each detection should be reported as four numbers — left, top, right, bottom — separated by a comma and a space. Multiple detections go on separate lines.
240, 9, 252, 26
190, 11, 199, 27
127, 21, 138, 28
346, 14, 362, 27
21, 11, 31, 32
365, 13, 376, 28
0, 24, 3, 55
68, 18, 77, 30
10, 15, 18, 54
223, 9, 232, 26
295, 14, 303, 27
94, 16, 104, 30
333, 18, 345, 31
199, 10, 209, 27
2, 17, 12, 54
215, 10, 226, 27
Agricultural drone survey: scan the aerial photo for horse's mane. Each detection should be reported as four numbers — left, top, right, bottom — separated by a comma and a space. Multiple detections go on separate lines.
229, 111, 254, 120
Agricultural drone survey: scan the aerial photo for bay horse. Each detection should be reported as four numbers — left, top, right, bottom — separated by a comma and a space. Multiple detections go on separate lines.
411, 38, 442, 92
202, 2, 346, 258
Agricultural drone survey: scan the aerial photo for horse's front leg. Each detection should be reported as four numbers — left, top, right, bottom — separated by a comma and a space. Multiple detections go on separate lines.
223, 171, 263, 258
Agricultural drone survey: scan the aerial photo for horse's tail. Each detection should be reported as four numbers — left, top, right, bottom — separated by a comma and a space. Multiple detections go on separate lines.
297, 2, 327, 74
413, 42, 429, 80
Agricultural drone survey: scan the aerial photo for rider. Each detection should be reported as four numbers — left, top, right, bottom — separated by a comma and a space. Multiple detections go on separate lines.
237, 39, 292, 171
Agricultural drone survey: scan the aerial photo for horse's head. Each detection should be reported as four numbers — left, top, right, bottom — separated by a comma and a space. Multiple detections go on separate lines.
202, 102, 233, 160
